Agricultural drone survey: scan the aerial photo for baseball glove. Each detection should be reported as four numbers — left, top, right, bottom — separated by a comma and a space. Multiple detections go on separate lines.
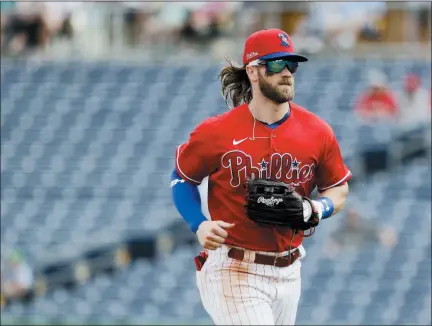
244, 177, 320, 230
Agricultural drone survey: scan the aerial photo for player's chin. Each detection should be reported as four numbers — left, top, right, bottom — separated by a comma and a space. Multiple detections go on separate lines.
278, 91, 294, 102
273, 97, 291, 104
285, 90, 294, 100
278, 85, 293, 96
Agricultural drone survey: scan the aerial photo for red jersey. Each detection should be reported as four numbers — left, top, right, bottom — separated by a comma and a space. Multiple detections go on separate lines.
175, 103, 352, 252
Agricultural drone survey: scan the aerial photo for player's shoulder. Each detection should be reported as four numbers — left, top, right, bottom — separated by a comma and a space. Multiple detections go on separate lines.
291, 102, 335, 135
193, 104, 248, 133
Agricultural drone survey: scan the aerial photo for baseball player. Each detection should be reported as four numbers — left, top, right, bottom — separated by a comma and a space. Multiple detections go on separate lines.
171, 28, 351, 325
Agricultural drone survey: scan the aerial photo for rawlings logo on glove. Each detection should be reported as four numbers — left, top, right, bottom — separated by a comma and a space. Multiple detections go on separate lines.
257, 196, 284, 207
244, 176, 320, 231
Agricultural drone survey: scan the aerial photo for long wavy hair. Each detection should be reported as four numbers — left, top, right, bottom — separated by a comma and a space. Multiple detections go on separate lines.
219, 57, 253, 108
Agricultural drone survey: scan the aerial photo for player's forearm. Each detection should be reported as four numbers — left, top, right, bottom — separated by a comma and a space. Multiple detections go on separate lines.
316, 182, 349, 218
170, 169, 208, 232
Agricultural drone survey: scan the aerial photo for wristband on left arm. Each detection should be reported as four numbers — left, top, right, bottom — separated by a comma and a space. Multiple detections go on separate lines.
313, 197, 335, 219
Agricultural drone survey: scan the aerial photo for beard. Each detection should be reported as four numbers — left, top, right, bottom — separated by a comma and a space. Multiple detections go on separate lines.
258, 71, 295, 104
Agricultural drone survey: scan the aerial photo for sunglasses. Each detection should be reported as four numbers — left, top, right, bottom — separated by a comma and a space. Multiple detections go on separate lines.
249, 59, 299, 74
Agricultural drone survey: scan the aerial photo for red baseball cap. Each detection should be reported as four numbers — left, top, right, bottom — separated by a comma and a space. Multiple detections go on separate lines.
243, 29, 308, 65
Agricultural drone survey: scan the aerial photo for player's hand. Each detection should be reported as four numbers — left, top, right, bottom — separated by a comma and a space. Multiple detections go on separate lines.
196, 220, 235, 250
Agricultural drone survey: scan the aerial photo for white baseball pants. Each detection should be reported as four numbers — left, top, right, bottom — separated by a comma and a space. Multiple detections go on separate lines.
196, 245, 304, 325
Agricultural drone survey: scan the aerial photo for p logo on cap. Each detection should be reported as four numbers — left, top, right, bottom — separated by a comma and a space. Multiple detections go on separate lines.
278, 33, 290, 47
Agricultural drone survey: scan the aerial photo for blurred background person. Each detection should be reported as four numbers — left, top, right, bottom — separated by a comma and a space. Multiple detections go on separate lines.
1, 1, 50, 56
397, 73, 431, 129
121, 2, 161, 46
0, 250, 34, 301
179, 7, 221, 46
355, 69, 399, 122
324, 208, 398, 259
404, 2, 432, 43
118, 1, 239, 51
1, 1, 80, 56
292, 2, 387, 54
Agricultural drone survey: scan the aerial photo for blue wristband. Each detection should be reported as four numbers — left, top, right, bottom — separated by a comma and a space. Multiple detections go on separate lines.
316, 197, 334, 219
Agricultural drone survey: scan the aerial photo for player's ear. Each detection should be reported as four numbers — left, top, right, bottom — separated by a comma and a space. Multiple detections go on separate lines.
246, 66, 258, 83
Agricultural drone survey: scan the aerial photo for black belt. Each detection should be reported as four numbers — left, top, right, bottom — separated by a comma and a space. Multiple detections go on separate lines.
228, 247, 300, 267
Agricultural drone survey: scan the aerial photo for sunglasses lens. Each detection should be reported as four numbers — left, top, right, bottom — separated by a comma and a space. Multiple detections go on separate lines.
266, 60, 298, 74
287, 62, 298, 73
266, 60, 286, 73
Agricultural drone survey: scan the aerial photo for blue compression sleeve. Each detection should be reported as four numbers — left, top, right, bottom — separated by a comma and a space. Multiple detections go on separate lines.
170, 169, 207, 233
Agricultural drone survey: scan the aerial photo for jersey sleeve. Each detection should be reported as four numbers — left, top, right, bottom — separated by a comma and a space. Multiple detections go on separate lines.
175, 119, 218, 185
316, 126, 352, 192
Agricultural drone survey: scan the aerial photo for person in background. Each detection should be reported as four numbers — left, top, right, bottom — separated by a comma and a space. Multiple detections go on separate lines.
1, 2, 49, 55
1, 1, 79, 56
324, 208, 398, 259
292, 2, 387, 54
179, 2, 236, 45
121, 2, 161, 46
0, 250, 34, 301
355, 69, 399, 122
397, 73, 431, 129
